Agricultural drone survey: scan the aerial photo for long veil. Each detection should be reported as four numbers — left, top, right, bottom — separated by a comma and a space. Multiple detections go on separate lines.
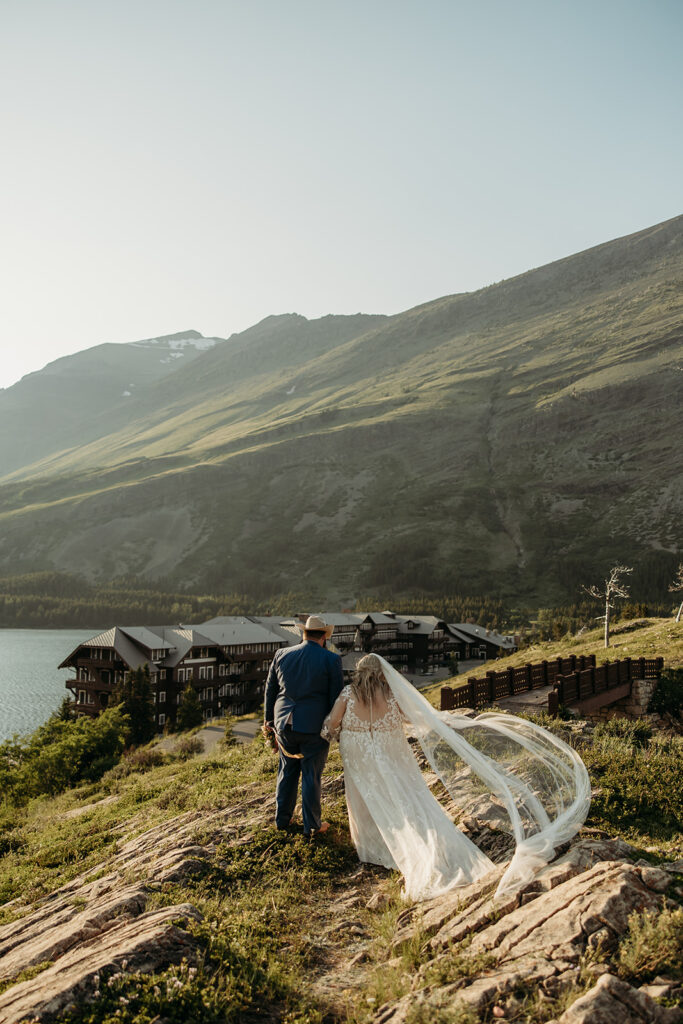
376, 656, 591, 899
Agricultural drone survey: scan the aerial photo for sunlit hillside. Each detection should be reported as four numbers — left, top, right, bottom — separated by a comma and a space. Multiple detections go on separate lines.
0, 216, 681, 605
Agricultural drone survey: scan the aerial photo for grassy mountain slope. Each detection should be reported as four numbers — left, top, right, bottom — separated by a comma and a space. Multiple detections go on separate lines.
0, 331, 227, 478
0, 217, 680, 603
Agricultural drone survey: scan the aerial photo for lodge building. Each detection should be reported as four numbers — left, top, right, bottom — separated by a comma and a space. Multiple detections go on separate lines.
59, 613, 516, 729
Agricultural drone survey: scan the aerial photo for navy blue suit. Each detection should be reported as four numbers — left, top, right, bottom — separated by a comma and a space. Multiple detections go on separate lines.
264, 639, 344, 834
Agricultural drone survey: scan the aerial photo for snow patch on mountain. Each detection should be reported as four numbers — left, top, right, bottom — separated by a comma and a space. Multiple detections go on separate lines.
128, 332, 222, 354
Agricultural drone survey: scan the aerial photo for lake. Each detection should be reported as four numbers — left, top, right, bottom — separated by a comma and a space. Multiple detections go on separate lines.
0, 628, 99, 741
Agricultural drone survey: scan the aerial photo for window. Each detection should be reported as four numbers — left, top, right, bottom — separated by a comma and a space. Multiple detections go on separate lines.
158, 713, 166, 726
78, 689, 86, 704
158, 691, 166, 704
159, 669, 166, 680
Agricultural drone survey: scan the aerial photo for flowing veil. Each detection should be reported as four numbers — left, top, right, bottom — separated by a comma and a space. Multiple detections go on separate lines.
376, 656, 591, 899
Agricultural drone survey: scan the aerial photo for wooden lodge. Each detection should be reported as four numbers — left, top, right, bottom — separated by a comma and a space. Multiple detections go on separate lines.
60, 613, 518, 730
59, 618, 295, 729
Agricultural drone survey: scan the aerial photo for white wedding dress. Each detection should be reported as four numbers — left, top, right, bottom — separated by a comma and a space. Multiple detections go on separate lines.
322, 657, 591, 903
323, 684, 494, 900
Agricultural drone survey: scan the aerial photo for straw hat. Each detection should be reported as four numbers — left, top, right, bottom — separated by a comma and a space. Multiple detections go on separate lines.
299, 614, 335, 639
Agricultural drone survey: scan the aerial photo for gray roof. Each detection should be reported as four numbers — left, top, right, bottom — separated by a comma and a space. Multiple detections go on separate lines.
449, 623, 516, 649
396, 615, 445, 635
312, 613, 363, 628
247, 616, 301, 643
341, 651, 366, 671
355, 612, 400, 626
197, 617, 292, 647
119, 626, 175, 652
59, 626, 152, 671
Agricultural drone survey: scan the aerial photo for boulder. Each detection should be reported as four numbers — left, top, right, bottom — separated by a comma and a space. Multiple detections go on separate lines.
555, 973, 682, 1023
0, 903, 201, 1024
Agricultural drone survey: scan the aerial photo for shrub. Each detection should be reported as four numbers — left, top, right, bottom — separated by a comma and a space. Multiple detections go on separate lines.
0, 706, 130, 804
174, 737, 203, 761
125, 748, 166, 772
617, 903, 683, 981
593, 718, 652, 747
584, 731, 683, 839
647, 668, 683, 718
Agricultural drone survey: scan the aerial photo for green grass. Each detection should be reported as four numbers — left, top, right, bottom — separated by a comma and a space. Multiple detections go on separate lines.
1, 700, 682, 1021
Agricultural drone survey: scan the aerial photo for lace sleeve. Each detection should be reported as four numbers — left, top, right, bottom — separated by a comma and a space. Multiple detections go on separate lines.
321, 687, 349, 742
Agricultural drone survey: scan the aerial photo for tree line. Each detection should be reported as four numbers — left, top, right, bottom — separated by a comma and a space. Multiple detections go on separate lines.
0, 571, 677, 637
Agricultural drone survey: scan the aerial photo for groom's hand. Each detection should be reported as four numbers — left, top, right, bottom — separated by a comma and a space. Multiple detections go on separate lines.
262, 722, 278, 751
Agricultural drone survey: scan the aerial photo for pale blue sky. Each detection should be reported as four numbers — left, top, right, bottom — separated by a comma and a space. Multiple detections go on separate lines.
1, 0, 681, 388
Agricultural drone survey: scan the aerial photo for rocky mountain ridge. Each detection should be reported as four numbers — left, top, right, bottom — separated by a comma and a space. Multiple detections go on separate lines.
0, 216, 681, 604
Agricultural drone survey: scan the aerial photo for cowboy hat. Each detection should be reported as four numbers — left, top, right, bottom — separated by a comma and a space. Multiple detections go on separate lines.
298, 614, 335, 639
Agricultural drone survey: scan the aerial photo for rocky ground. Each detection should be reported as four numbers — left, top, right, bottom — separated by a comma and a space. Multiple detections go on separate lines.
0, 766, 681, 1024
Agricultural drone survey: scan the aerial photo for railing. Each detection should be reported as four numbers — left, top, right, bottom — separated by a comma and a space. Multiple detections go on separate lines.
548, 657, 664, 714
440, 655, 596, 711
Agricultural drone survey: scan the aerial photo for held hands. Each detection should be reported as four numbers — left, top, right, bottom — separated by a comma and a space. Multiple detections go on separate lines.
262, 722, 279, 752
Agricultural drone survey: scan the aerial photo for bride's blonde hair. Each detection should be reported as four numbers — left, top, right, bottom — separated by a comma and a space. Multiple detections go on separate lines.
352, 654, 391, 705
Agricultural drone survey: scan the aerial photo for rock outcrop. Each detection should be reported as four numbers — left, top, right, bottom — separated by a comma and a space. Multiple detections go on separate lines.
375, 837, 682, 1024
0, 795, 272, 1024
0, 789, 680, 1024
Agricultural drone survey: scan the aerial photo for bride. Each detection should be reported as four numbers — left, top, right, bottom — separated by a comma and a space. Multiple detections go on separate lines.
322, 654, 591, 902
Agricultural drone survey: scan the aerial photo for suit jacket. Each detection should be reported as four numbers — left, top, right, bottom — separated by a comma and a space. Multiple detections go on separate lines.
264, 640, 344, 734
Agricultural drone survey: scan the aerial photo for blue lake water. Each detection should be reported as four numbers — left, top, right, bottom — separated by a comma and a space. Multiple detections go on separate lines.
0, 629, 99, 742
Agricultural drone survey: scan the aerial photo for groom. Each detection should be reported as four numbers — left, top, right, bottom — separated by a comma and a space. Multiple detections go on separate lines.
264, 615, 344, 837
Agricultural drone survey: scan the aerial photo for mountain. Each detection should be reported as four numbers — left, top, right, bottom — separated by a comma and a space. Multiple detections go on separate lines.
0, 217, 681, 605
0, 330, 225, 478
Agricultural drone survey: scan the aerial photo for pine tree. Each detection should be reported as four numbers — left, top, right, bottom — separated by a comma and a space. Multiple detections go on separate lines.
176, 684, 204, 731
112, 664, 156, 746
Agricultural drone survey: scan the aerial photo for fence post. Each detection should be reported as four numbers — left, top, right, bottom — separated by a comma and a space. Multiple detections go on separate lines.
468, 679, 477, 708
440, 687, 452, 711
487, 671, 497, 703
541, 660, 549, 685
638, 657, 646, 680
507, 666, 515, 695
548, 687, 559, 717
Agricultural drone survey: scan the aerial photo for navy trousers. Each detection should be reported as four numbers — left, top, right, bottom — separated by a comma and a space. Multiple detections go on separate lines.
275, 726, 330, 835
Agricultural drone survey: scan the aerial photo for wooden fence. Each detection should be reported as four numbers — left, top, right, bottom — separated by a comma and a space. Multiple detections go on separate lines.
548, 656, 664, 714
440, 655, 663, 715
440, 655, 596, 711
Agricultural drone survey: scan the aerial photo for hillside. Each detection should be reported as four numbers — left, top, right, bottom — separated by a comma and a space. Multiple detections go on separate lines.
423, 616, 683, 708
0, 216, 681, 604
0, 331, 225, 478
0, 697, 681, 1023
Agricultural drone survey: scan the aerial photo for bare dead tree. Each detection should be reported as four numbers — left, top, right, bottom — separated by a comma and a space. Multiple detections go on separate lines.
582, 564, 633, 648
669, 562, 683, 623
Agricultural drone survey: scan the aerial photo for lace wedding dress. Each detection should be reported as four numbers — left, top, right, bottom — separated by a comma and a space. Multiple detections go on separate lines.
322, 658, 591, 903
323, 684, 495, 900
